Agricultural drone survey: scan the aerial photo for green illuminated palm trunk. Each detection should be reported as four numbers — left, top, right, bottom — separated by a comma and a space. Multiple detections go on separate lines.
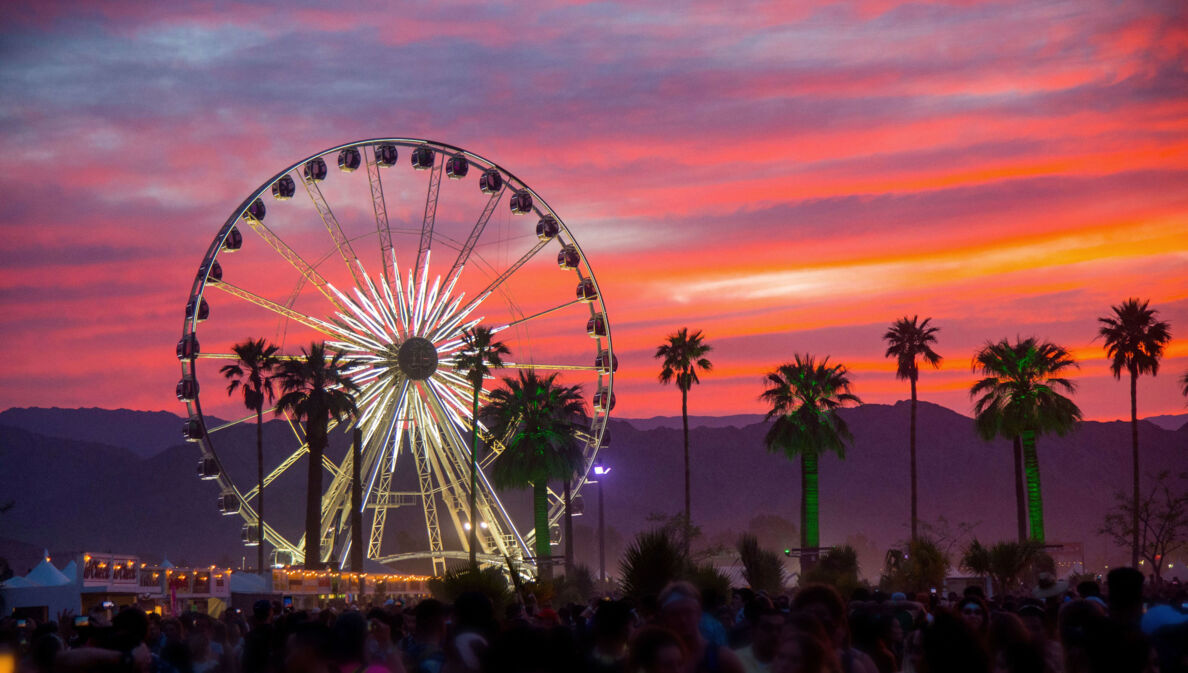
533, 481, 551, 579
801, 451, 820, 573
1020, 429, 1044, 544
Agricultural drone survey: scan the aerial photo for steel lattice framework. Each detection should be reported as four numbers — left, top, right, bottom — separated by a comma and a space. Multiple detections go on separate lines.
177, 138, 614, 577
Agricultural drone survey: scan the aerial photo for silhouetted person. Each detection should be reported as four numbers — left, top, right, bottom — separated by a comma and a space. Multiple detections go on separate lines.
734, 597, 785, 673
242, 599, 274, 673
586, 600, 632, 673
1107, 567, 1145, 627
658, 581, 745, 673
792, 585, 877, 673
629, 625, 688, 673
919, 609, 989, 673
404, 598, 447, 673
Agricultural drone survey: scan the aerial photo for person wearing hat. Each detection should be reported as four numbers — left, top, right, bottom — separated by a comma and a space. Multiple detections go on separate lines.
1031, 572, 1068, 601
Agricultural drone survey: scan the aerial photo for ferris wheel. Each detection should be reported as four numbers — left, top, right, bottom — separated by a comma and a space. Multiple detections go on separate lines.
175, 138, 615, 576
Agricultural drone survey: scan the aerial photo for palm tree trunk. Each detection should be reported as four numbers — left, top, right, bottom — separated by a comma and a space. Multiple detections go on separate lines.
470, 384, 480, 568
305, 414, 326, 568
351, 428, 363, 573
1021, 429, 1044, 544
1013, 436, 1027, 542
256, 407, 265, 573
1130, 368, 1140, 568
681, 387, 691, 556
801, 451, 820, 575
909, 376, 918, 541
563, 477, 575, 576
534, 481, 551, 580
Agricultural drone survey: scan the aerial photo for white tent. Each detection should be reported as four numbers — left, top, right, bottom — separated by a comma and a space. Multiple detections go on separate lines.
1, 575, 36, 588
61, 560, 78, 583
26, 553, 71, 587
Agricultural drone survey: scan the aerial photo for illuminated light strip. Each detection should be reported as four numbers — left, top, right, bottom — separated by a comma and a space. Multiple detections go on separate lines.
358, 260, 400, 338
381, 279, 404, 340
351, 287, 394, 341
413, 252, 431, 335
434, 273, 462, 327
361, 385, 397, 445
362, 385, 406, 512
330, 283, 389, 344
433, 297, 486, 344
421, 275, 442, 335
392, 251, 411, 332
429, 378, 473, 425
427, 294, 466, 340
422, 282, 454, 339
405, 266, 416, 330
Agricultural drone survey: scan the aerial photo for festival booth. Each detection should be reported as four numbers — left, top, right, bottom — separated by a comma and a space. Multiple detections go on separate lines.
265, 567, 431, 610
1, 551, 235, 618
4, 550, 431, 618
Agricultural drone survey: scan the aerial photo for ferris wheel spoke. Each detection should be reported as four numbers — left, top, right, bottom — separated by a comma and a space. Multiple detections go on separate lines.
449, 239, 549, 335
204, 406, 275, 434
364, 145, 396, 288
197, 353, 306, 362
239, 212, 350, 315
492, 299, 583, 333
445, 184, 506, 287
414, 151, 445, 282
300, 174, 366, 295
242, 443, 309, 502
207, 281, 356, 343
500, 362, 597, 371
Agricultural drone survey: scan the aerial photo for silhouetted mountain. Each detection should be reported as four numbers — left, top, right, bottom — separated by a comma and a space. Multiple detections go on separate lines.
1143, 413, 1188, 431
0, 407, 225, 459
1, 403, 1184, 578
619, 414, 766, 431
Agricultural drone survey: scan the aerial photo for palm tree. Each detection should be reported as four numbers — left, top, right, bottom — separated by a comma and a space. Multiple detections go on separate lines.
456, 326, 511, 568
1098, 298, 1173, 567
220, 338, 280, 573
882, 316, 942, 541
655, 328, 713, 552
275, 342, 359, 568
760, 354, 861, 574
1181, 371, 1188, 400
482, 370, 587, 580
971, 338, 1081, 544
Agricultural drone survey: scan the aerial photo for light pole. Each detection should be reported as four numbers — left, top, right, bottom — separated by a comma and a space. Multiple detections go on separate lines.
592, 463, 610, 582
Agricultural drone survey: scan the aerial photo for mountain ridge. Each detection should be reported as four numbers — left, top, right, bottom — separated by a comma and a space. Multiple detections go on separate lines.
1, 405, 1184, 580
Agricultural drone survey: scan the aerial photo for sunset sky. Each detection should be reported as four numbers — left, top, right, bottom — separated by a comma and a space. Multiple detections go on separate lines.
0, 0, 1185, 422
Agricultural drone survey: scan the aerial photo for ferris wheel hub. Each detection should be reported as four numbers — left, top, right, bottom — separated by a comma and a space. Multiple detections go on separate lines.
397, 336, 439, 380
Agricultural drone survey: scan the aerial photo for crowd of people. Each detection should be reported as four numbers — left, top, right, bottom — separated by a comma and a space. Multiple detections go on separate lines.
2, 566, 1186, 673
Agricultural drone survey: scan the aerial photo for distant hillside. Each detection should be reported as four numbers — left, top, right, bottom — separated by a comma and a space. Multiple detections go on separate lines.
1143, 413, 1188, 431
619, 414, 766, 431
0, 407, 225, 459
1, 403, 1185, 579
